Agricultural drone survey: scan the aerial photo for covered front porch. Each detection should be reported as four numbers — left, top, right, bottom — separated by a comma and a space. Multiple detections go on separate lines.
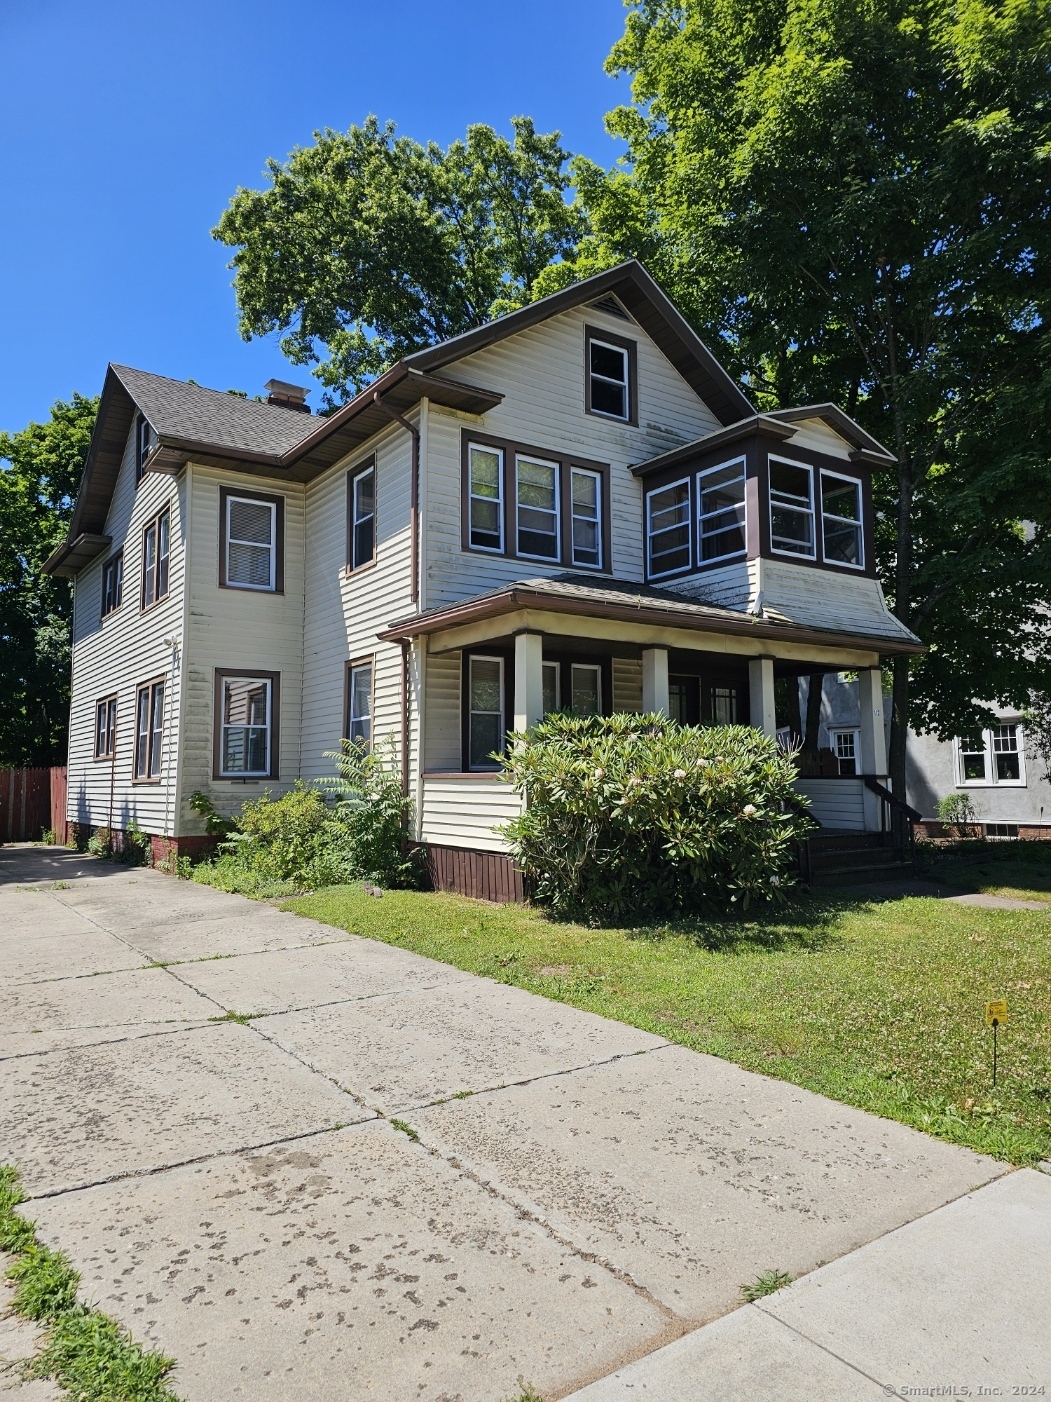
378, 575, 922, 893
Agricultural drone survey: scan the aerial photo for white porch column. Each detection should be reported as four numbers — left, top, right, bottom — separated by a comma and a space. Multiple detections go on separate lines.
858, 667, 888, 829
642, 647, 670, 716
748, 657, 777, 737
513, 631, 544, 732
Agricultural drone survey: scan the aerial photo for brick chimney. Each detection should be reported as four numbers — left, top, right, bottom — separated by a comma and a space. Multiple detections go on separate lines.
263, 379, 311, 413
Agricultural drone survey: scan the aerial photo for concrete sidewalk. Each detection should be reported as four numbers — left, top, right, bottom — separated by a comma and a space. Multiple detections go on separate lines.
0, 846, 1033, 1400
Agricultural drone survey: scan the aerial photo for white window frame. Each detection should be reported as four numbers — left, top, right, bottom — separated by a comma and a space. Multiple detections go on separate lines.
347, 660, 373, 747
588, 337, 630, 421
570, 466, 603, 570
646, 477, 693, 579
954, 725, 1026, 788
569, 663, 602, 715
348, 462, 376, 572
515, 454, 561, 562
134, 679, 165, 780
768, 455, 816, 560
467, 654, 505, 772
219, 675, 273, 779
225, 495, 277, 592
830, 727, 861, 775
697, 456, 747, 565
820, 470, 865, 570
467, 443, 504, 554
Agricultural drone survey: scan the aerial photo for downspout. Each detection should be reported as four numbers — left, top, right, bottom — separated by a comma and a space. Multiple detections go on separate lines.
372, 392, 419, 605
399, 640, 411, 817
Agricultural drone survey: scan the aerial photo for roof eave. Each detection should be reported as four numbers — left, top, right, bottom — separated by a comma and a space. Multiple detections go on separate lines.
630, 414, 796, 478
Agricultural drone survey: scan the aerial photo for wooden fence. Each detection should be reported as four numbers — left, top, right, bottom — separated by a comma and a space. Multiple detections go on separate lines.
0, 767, 68, 843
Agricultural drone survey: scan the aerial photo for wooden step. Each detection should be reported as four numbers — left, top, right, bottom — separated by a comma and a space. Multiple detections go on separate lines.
810, 860, 916, 887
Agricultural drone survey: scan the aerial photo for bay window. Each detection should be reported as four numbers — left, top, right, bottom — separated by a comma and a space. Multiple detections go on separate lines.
821, 472, 864, 567
769, 458, 815, 558
647, 479, 691, 578
698, 458, 746, 562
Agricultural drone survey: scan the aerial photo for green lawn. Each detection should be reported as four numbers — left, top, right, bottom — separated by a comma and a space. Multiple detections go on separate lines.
285, 875, 1051, 1166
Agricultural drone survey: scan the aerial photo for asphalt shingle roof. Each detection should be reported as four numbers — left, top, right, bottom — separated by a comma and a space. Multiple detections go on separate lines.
111, 365, 318, 458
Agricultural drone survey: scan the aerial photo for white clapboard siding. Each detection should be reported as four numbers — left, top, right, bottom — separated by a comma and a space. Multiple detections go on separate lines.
782, 418, 854, 460
666, 558, 756, 611
423, 649, 462, 772
419, 776, 522, 852
422, 304, 722, 611
795, 778, 867, 831
299, 418, 417, 784
760, 559, 915, 642
66, 423, 187, 837
178, 464, 307, 830
612, 657, 644, 713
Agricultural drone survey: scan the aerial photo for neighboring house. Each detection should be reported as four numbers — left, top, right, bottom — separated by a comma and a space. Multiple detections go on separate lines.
45, 260, 923, 893
810, 675, 1049, 840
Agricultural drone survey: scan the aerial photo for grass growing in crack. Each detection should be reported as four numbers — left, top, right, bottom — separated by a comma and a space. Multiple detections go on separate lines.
208, 1010, 259, 1025
741, 1269, 793, 1301
389, 1118, 420, 1143
0, 1165, 178, 1401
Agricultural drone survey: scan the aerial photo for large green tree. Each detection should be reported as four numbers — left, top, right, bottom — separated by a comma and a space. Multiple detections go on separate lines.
0, 395, 96, 767
556, 0, 1051, 792
213, 116, 585, 405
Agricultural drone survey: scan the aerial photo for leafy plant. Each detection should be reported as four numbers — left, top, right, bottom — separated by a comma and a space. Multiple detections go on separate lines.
741, 1269, 793, 1302
320, 737, 425, 888
120, 820, 150, 867
501, 714, 812, 923
86, 827, 112, 859
189, 788, 237, 837
937, 793, 980, 840
39, 828, 58, 846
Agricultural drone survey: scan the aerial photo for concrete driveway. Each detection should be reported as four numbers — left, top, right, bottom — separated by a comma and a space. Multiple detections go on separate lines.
0, 845, 1024, 1400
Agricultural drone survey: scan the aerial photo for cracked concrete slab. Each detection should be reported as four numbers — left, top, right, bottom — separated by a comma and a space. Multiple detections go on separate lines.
29, 1122, 669, 1402
0, 929, 143, 988
173, 936, 474, 1015
0, 1023, 369, 1196
0, 967, 217, 1058
256, 978, 665, 1114
415, 1044, 1005, 1323
115, 909, 342, 965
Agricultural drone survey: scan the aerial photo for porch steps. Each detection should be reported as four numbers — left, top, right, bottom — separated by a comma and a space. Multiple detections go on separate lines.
802, 831, 916, 886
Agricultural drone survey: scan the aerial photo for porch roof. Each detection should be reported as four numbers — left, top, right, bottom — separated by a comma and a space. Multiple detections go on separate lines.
378, 573, 926, 657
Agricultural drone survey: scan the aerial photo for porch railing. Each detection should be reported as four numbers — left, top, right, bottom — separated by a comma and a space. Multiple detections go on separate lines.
862, 775, 922, 861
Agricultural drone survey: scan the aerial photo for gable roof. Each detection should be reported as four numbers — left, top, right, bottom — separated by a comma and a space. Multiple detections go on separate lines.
404, 260, 755, 427
44, 259, 758, 576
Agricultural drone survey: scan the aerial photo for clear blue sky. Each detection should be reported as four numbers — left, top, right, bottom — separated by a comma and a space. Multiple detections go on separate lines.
0, 0, 630, 431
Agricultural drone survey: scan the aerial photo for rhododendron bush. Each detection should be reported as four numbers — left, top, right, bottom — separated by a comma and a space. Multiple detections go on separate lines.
500, 713, 812, 922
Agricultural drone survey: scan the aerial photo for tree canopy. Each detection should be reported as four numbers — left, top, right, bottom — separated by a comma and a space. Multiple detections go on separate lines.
213, 116, 585, 405
0, 394, 96, 767
564, 0, 1051, 787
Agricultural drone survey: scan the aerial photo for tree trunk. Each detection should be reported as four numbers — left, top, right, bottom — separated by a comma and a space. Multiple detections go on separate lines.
799, 673, 824, 774
890, 655, 909, 797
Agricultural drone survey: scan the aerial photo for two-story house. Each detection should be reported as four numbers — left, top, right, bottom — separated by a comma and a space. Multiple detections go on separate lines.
46, 260, 923, 895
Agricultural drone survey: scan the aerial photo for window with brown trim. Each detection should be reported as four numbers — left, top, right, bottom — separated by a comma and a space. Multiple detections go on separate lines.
213, 670, 280, 779
346, 459, 376, 571
94, 696, 117, 759
101, 550, 123, 618
345, 658, 373, 745
219, 487, 285, 593
461, 430, 610, 572
135, 416, 153, 484
584, 324, 638, 425
140, 506, 170, 610
134, 679, 164, 780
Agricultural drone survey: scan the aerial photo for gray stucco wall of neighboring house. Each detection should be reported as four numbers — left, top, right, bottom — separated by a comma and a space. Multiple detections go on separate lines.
802, 674, 1050, 831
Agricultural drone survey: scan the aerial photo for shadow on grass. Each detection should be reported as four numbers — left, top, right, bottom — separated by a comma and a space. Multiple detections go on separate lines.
618, 890, 848, 955
918, 839, 1051, 896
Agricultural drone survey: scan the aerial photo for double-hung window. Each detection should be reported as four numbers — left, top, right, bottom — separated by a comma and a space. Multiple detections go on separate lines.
698, 458, 746, 562
101, 551, 123, 617
516, 455, 560, 560
347, 461, 375, 571
831, 728, 860, 776
468, 444, 503, 552
141, 507, 170, 610
769, 458, 815, 558
570, 663, 601, 715
542, 661, 560, 716
570, 468, 602, 569
223, 492, 278, 591
821, 472, 864, 567
217, 674, 275, 778
587, 334, 632, 421
647, 479, 691, 578
134, 679, 164, 780
94, 696, 117, 759
957, 725, 1024, 785
347, 661, 372, 745
467, 655, 504, 770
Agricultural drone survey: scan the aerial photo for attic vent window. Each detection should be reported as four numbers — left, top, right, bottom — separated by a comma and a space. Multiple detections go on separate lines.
589, 295, 631, 322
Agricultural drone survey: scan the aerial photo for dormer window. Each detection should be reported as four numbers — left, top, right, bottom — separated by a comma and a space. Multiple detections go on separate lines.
585, 326, 637, 424
820, 472, 864, 568
769, 458, 815, 559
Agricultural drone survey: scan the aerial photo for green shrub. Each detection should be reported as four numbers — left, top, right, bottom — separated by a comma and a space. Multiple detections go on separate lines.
937, 792, 980, 838
86, 827, 112, 859
501, 713, 812, 922
195, 782, 336, 893
320, 737, 425, 888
